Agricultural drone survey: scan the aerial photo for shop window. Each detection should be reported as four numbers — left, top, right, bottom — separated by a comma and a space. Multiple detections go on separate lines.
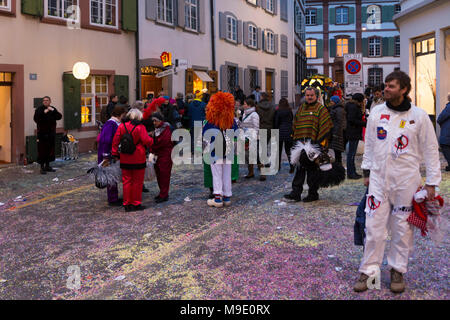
226, 15, 237, 42
46, 0, 78, 19
185, 0, 198, 31
414, 36, 436, 117
90, 0, 118, 28
336, 38, 349, 57
306, 39, 317, 58
157, 0, 174, 25
336, 7, 348, 25
0, 0, 11, 11
81, 76, 108, 126
368, 68, 383, 87
368, 37, 381, 57
305, 8, 316, 25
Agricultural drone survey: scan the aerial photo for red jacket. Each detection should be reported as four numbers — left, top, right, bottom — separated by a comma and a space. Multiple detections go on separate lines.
150, 123, 173, 159
112, 121, 153, 169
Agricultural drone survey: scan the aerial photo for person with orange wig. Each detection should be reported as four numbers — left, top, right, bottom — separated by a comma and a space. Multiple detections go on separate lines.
202, 92, 238, 208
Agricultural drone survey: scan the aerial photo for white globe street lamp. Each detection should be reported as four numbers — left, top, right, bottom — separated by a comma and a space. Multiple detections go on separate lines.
72, 62, 90, 80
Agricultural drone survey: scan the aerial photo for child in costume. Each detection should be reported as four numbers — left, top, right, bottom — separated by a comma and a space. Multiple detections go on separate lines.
202, 92, 238, 207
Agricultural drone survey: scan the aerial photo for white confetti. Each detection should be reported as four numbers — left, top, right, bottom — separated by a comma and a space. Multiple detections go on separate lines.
274, 200, 280, 203
276, 226, 283, 230
184, 197, 191, 202
0, 279, 7, 283
156, 212, 162, 216
328, 255, 335, 258
335, 267, 343, 272
53, 178, 59, 182
0, 202, 4, 207
144, 233, 152, 238
114, 275, 126, 281
278, 202, 287, 206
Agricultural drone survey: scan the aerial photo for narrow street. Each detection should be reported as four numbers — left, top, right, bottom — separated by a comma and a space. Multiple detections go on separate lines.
0, 154, 448, 300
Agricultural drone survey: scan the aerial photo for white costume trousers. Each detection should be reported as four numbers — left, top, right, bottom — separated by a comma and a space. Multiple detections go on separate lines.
211, 159, 232, 197
359, 197, 414, 275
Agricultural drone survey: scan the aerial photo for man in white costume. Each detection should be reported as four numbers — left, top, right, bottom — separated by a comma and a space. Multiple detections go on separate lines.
354, 71, 441, 293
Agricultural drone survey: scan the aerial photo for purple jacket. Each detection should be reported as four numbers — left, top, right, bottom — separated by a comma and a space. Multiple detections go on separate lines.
98, 118, 121, 164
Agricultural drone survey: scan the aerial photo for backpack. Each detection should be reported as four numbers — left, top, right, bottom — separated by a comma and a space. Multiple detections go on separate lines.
119, 124, 138, 154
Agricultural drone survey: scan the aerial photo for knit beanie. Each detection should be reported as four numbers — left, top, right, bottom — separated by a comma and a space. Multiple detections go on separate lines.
352, 93, 365, 103
330, 96, 340, 104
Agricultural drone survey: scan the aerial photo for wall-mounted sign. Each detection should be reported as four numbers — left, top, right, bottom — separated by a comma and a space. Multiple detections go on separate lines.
176, 59, 188, 70
160, 52, 172, 67
30, 74, 37, 80
156, 68, 174, 79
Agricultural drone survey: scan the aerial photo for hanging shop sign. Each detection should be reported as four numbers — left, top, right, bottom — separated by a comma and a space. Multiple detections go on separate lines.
160, 52, 173, 67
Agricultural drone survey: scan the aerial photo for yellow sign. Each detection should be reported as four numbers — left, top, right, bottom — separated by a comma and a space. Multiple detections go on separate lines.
160, 52, 172, 67
399, 120, 406, 129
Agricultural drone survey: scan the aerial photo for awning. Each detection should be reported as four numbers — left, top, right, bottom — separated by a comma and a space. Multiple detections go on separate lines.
194, 71, 213, 82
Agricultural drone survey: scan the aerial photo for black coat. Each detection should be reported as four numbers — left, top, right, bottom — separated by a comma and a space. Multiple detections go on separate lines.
345, 101, 366, 140
33, 105, 62, 164
160, 103, 176, 127
330, 103, 346, 152
274, 108, 293, 140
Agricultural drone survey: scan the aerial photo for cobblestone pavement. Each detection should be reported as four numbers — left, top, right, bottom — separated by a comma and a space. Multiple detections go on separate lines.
0, 152, 448, 300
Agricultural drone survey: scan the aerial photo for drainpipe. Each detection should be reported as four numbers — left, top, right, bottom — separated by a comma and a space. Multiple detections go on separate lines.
135, 0, 141, 100
210, 0, 216, 71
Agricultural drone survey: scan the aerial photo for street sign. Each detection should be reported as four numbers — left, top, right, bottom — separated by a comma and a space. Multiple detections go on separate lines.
344, 53, 364, 96
156, 68, 174, 78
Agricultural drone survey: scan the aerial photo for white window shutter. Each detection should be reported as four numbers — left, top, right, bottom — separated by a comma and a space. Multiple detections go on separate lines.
274, 34, 279, 54
146, 0, 157, 21
280, 0, 288, 21
177, 0, 185, 27
219, 12, 226, 39
257, 27, 262, 50
199, 0, 206, 33
261, 0, 266, 10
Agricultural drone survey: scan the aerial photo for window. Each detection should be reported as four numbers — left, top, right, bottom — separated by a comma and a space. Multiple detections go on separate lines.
336, 7, 348, 24
395, 4, 401, 14
157, 0, 173, 24
306, 39, 317, 58
81, 76, 108, 126
266, 0, 274, 13
265, 31, 275, 53
0, 0, 10, 11
185, 0, 198, 31
46, 0, 78, 19
305, 8, 317, 25
90, 0, 117, 27
248, 24, 257, 48
295, 2, 302, 36
368, 37, 381, 57
336, 38, 348, 57
395, 36, 400, 56
226, 15, 237, 42
368, 68, 383, 87
366, 5, 381, 25
227, 66, 238, 92
249, 69, 258, 91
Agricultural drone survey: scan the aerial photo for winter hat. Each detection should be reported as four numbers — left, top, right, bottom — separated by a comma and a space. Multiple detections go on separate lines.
163, 96, 170, 100
352, 93, 365, 103
169, 98, 176, 105
151, 112, 164, 121
330, 96, 340, 104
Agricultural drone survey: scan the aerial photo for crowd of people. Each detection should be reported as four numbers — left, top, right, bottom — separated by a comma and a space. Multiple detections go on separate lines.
33, 70, 448, 294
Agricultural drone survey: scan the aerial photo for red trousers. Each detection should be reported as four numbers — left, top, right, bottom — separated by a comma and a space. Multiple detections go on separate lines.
155, 157, 173, 198
122, 169, 145, 206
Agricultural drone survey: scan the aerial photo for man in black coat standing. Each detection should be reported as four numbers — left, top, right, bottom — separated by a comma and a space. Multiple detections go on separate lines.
33, 96, 62, 174
345, 93, 366, 179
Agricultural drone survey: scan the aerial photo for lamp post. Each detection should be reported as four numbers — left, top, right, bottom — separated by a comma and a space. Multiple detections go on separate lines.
72, 62, 90, 80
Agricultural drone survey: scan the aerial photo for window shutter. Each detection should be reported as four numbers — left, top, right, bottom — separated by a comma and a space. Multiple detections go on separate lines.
219, 12, 226, 39
207, 70, 218, 95
362, 38, 368, 57
114, 75, 129, 101
280, 0, 288, 21
382, 37, 389, 56
274, 34, 279, 54
177, 0, 185, 27
238, 68, 244, 89
388, 37, 395, 56
257, 27, 262, 50
220, 65, 228, 91
281, 70, 288, 98
185, 69, 194, 96
281, 34, 288, 58
199, 0, 206, 33
237, 20, 243, 44
257, 70, 262, 88
317, 8, 323, 25
146, 0, 157, 21
361, 6, 367, 24
63, 74, 81, 130
349, 38, 355, 53
349, 7, 355, 24
261, 0, 266, 10
381, 5, 395, 23
317, 39, 323, 58
243, 22, 249, 46
273, 0, 278, 15
330, 38, 336, 58
243, 69, 250, 96
22, 0, 43, 16
122, 0, 137, 32
329, 8, 335, 25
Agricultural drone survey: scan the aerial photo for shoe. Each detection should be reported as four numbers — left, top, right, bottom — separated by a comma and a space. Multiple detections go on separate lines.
133, 204, 147, 211
284, 193, 301, 202
142, 186, 150, 193
154, 195, 161, 200
223, 197, 231, 207
207, 198, 223, 208
390, 269, 406, 293
245, 165, 254, 179
245, 174, 254, 179
289, 165, 295, 174
259, 175, 266, 181
353, 273, 370, 292
208, 192, 215, 199
348, 174, 362, 180
45, 166, 56, 172
124, 205, 133, 212
302, 194, 319, 202
232, 180, 237, 184
40, 168, 47, 175
108, 199, 123, 207
155, 197, 168, 204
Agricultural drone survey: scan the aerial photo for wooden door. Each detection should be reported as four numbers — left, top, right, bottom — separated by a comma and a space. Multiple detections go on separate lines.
0, 85, 12, 163
265, 72, 273, 101
141, 75, 162, 99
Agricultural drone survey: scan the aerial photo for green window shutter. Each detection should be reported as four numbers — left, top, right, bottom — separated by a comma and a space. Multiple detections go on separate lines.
381, 5, 395, 23
330, 39, 336, 57
349, 7, 355, 24
114, 75, 129, 101
349, 38, 355, 53
362, 38, 368, 57
26, 136, 38, 164
317, 39, 323, 58
317, 8, 323, 25
22, 0, 43, 17
361, 6, 367, 24
388, 37, 395, 56
382, 37, 389, 56
63, 74, 81, 130
122, 0, 137, 32
329, 8, 335, 25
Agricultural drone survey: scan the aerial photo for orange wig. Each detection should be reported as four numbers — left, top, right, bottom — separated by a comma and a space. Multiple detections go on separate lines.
206, 92, 235, 130
143, 97, 166, 120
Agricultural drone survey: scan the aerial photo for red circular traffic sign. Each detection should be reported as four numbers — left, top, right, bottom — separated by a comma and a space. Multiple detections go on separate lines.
345, 60, 361, 75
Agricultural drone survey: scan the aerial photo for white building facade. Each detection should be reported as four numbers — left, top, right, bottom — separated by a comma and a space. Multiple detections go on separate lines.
305, 0, 401, 90
394, 0, 450, 130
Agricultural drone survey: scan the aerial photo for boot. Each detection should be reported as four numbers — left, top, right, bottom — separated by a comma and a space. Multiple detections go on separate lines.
45, 164, 56, 172
353, 273, 370, 292
40, 165, 47, 175
245, 165, 254, 179
390, 269, 406, 293
302, 193, 319, 202
284, 193, 301, 202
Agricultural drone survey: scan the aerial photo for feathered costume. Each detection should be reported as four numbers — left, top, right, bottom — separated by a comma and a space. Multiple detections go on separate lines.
290, 140, 346, 188
143, 97, 166, 120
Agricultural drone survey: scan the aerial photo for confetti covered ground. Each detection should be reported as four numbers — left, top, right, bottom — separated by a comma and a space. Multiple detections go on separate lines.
0, 152, 448, 300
